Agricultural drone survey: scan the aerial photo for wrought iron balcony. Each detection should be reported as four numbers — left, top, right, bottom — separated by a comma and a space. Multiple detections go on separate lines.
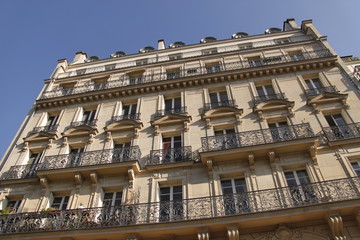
0, 176, 359, 234
304, 86, 338, 98
70, 119, 97, 128
0, 164, 37, 180
322, 122, 360, 142
202, 123, 315, 152
38, 146, 141, 171
154, 107, 187, 118
41, 49, 333, 99
111, 113, 141, 122
253, 93, 286, 105
28, 125, 59, 136
148, 146, 192, 165
203, 100, 236, 112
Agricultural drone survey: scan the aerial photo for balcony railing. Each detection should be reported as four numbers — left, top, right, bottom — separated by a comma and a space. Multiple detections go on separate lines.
41, 49, 333, 99
253, 93, 286, 105
38, 146, 141, 171
304, 86, 338, 98
70, 119, 97, 128
202, 123, 315, 152
323, 123, 360, 142
0, 164, 37, 180
203, 100, 236, 112
154, 107, 187, 118
0, 176, 359, 234
111, 113, 141, 122
148, 146, 192, 165
28, 125, 59, 136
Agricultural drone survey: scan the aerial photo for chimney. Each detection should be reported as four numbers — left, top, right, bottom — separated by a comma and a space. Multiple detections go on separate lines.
283, 18, 299, 31
158, 39, 166, 50
72, 51, 88, 64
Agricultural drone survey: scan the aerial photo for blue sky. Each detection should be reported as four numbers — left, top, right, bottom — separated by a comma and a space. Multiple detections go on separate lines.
0, 0, 359, 158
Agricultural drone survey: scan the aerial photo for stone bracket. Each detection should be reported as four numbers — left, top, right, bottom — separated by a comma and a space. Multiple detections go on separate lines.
227, 225, 239, 240
198, 229, 209, 240
327, 213, 347, 240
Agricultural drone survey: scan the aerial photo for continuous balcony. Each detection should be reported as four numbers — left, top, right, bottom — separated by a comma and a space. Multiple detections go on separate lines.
0, 164, 37, 180
36, 147, 141, 179
203, 100, 237, 112
304, 86, 338, 98
323, 122, 360, 145
201, 123, 317, 162
147, 146, 193, 166
56, 35, 314, 80
0, 176, 358, 235
40, 50, 333, 101
154, 107, 187, 118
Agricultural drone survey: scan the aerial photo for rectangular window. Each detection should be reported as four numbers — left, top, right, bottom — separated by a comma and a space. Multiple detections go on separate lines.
214, 129, 237, 150
6, 199, 22, 213
113, 142, 131, 162
288, 50, 305, 61
202, 48, 218, 55
162, 136, 182, 163
256, 85, 275, 97
76, 69, 86, 76
166, 68, 181, 80
82, 110, 96, 123
51, 196, 70, 210
103, 192, 122, 208
122, 104, 137, 117
351, 162, 360, 176
268, 121, 289, 141
285, 170, 314, 205
324, 114, 353, 139
28, 151, 42, 176
221, 178, 248, 215
238, 43, 253, 50
247, 56, 262, 67
164, 97, 181, 111
69, 147, 84, 166
46, 115, 59, 127
169, 54, 182, 60
159, 186, 183, 222
305, 78, 322, 90
209, 91, 228, 105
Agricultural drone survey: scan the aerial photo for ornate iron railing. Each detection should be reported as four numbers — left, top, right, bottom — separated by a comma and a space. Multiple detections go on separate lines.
322, 123, 360, 142
70, 119, 97, 128
202, 123, 315, 152
0, 164, 37, 180
28, 125, 59, 136
41, 49, 333, 99
111, 113, 141, 122
203, 100, 236, 112
253, 93, 286, 105
304, 86, 338, 97
38, 146, 141, 171
148, 146, 192, 165
0, 176, 359, 234
154, 107, 187, 118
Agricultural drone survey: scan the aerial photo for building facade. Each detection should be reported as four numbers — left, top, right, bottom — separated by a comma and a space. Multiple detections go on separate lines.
1, 19, 360, 240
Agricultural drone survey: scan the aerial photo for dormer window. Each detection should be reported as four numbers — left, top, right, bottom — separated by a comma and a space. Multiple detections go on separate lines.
76, 69, 86, 76
238, 43, 253, 50
203, 48, 218, 55
105, 64, 116, 71
169, 54, 182, 60
136, 59, 148, 66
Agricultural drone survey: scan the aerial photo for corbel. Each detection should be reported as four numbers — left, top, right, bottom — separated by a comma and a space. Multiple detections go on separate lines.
105, 132, 112, 142
257, 111, 265, 121
62, 137, 68, 147
206, 159, 213, 170
268, 151, 276, 163
342, 99, 350, 109
235, 113, 242, 125
128, 169, 135, 181
74, 172, 83, 185
134, 128, 140, 138
248, 153, 255, 173
22, 142, 29, 152
308, 144, 318, 164
312, 103, 320, 113
88, 133, 94, 144
90, 172, 98, 185
288, 106, 295, 117
154, 125, 160, 136
126, 234, 138, 240
183, 122, 189, 132
205, 118, 212, 129
39, 177, 49, 189
198, 229, 209, 240
47, 139, 53, 149
327, 213, 347, 240
227, 225, 240, 240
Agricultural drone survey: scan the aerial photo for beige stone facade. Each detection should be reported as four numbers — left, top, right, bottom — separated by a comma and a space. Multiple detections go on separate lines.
0, 18, 360, 240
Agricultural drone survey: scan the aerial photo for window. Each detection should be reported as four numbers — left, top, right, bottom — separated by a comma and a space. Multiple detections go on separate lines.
305, 78, 322, 91
28, 151, 42, 176
164, 97, 181, 113
205, 63, 221, 73
247, 56, 262, 67
121, 104, 137, 118
288, 50, 305, 61
202, 48, 218, 55
214, 129, 237, 150
136, 59, 148, 66
51, 196, 70, 210
113, 143, 131, 162
268, 121, 289, 141
105, 64, 116, 71
76, 69, 86, 76
285, 170, 315, 205
6, 199, 22, 213
238, 43, 253, 50
159, 186, 183, 222
82, 109, 96, 124
169, 54, 182, 60
325, 114, 353, 139
103, 192, 122, 208
166, 68, 181, 80
209, 91, 228, 107
69, 147, 84, 166
221, 178, 248, 215
162, 136, 182, 163
46, 115, 59, 127
128, 71, 144, 85
256, 84, 276, 102
351, 162, 360, 176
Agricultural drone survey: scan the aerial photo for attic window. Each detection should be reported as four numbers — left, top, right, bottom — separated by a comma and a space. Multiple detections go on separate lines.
76, 69, 86, 76
203, 48, 218, 55
136, 59, 148, 66
169, 54, 182, 60
105, 64, 116, 71
238, 43, 253, 50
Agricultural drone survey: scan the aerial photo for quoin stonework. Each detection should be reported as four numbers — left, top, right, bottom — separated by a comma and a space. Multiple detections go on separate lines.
1, 19, 360, 240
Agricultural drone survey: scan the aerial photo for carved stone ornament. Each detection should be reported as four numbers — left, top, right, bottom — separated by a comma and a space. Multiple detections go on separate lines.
258, 224, 302, 240
22, 142, 29, 152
